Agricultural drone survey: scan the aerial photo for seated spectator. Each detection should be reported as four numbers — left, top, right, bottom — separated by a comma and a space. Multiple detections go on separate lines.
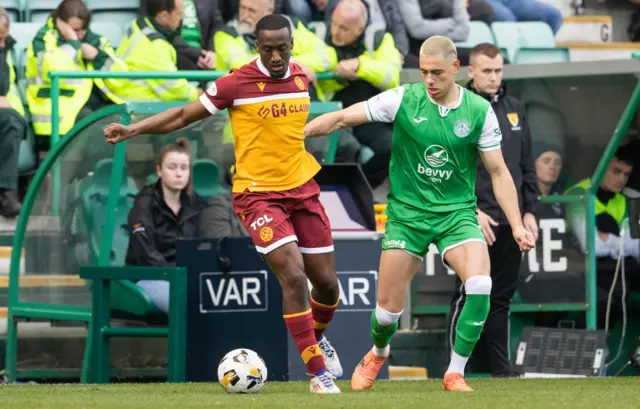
467, 0, 496, 26
214, 0, 333, 90
220, 0, 287, 23
399, 0, 470, 46
126, 138, 209, 313
398, 0, 470, 67
534, 142, 564, 219
484, 0, 563, 34
320, 0, 410, 60
565, 147, 640, 325
110, 0, 200, 103
318, 0, 401, 189
26, 0, 125, 146
0, 8, 26, 218
289, 0, 330, 24
140, 0, 222, 72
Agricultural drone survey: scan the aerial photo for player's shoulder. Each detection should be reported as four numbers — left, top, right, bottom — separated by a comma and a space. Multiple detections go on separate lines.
403, 82, 425, 96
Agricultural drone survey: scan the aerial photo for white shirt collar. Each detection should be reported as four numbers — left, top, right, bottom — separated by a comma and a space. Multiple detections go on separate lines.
429, 85, 464, 117
256, 57, 291, 79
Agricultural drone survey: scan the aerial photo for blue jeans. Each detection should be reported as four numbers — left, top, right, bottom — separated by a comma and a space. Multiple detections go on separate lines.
288, 0, 313, 24
485, 0, 563, 33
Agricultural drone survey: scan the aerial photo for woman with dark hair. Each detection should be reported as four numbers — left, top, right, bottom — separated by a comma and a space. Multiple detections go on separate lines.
26, 0, 126, 149
534, 142, 564, 220
126, 138, 209, 313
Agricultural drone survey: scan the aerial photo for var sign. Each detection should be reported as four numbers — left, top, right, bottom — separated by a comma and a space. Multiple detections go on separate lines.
308, 271, 378, 312
199, 271, 268, 313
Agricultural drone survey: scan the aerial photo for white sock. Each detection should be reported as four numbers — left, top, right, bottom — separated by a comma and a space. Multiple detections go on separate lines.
446, 351, 469, 375
373, 345, 390, 357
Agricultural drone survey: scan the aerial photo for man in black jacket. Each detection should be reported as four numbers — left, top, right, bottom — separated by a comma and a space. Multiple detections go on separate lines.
0, 10, 26, 218
448, 43, 538, 377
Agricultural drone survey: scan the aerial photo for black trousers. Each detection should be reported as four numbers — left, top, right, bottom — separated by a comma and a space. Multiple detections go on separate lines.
0, 108, 27, 190
335, 80, 393, 189
448, 225, 522, 377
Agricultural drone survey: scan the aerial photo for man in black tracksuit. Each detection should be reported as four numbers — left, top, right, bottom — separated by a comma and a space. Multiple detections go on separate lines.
448, 43, 538, 377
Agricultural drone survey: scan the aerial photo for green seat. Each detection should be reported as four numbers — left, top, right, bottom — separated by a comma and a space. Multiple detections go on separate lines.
514, 47, 570, 64
193, 158, 229, 199
89, 21, 124, 48
25, 0, 59, 23
1, 0, 21, 21
491, 21, 556, 62
455, 21, 495, 49
78, 159, 165, 320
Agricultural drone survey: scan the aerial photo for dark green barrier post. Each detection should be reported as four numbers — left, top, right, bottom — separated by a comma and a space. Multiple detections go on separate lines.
50, 75, 61, 215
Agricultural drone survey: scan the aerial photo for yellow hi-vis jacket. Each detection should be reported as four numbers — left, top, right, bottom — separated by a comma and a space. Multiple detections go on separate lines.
316, 24, 402, 102
26, 17, 125, 136
110, 16, 199, 103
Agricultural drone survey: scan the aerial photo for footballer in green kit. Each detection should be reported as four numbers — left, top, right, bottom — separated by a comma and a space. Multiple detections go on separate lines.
305, 36, 535, 392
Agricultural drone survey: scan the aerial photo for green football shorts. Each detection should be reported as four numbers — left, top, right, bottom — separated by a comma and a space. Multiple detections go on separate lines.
381, 207, 486, 265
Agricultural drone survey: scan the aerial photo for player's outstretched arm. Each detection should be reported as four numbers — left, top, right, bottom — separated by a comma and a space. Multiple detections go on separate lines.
104, 99, 210, 144
304, 102, 369, 138
480, 149, 535, 252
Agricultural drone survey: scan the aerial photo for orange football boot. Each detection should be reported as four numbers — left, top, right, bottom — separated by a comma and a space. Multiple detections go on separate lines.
351, 349, 387, 391
443, 372, 473, 392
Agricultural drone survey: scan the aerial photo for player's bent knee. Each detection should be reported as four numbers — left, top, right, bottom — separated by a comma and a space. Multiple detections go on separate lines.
375, 303, 403, 326
279, 271, 308, 295
464, 275, 492, 295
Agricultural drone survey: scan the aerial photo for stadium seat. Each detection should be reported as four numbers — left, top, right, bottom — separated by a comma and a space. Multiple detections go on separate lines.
25, 0, 59, 23
74, 159, 166, 319
89, 11, 137, 30
192, 158, 229, 199
1, 0, 22, 22
454, 21, 495, 49
491, 22, 556, 62
514, 47, 570, 64
11, 22, 41, 60
89, 21, 124, 48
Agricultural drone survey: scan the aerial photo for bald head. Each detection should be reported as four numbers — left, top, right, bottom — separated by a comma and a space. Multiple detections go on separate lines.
420, 36, 458, 60
331, 0, 368, 46
333, 0, 367, 27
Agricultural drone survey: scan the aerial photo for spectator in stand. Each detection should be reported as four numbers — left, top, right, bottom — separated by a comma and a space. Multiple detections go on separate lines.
0, 8, 26, 218
219, 0, 287, 23
110, 0, 201, 103
214, 0, 333, 95
565, 146, 640, 326
126, 138, 211, 314
141, 0, 223, 72
466, 0, 496, 26
317, 0, 410, 60
26, 0, 126, 148
397, 0, 470, 67
317, 0, 401, 189
484, 0, 564, 34
288, 0, 330, 24
533, 143, 565, 220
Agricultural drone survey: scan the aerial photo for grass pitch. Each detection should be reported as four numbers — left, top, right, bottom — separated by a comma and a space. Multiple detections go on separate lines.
2, 378, 639, 409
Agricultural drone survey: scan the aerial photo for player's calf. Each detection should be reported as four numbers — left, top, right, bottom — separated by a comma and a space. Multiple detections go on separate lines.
352, 304, 402, 391
445, 275, 491, 391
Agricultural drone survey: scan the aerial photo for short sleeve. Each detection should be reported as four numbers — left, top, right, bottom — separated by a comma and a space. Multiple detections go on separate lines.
364, 86, 404, 123
477, 106, 502, 152
198, 73, 236, 115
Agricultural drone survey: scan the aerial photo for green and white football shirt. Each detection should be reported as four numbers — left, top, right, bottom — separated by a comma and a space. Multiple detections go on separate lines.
365, 83, 502, 219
